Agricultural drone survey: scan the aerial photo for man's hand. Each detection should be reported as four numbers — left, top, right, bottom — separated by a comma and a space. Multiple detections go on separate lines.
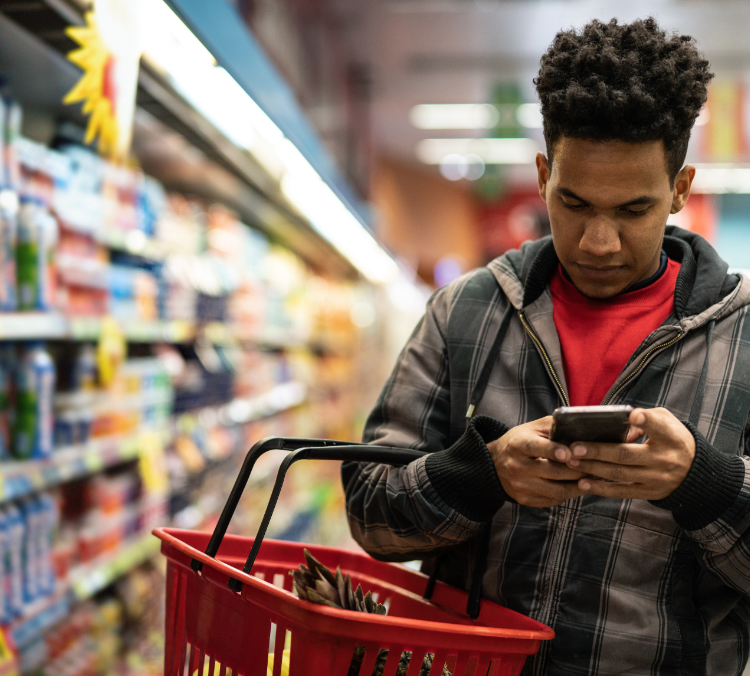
487, 416, 587, 508
557, 407, 696, 500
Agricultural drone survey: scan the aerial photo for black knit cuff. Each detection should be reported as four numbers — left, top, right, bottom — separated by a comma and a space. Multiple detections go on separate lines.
424, 415, 510, 522
651, 421, 745, 531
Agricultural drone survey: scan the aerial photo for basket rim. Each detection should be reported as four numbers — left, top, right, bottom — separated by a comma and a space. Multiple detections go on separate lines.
154, 527, 555, 642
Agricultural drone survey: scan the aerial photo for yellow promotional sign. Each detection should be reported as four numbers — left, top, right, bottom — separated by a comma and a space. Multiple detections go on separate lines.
96, 317, 126, 387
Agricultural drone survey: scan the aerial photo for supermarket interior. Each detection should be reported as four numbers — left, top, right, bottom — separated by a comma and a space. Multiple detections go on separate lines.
0, 0, 747, 674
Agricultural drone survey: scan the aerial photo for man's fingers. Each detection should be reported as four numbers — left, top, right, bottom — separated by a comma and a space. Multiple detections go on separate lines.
629, 407, 677, 441
517, 436, 570, 462
534, 458, 587, 481
569, 441, 645, 465
625, 425, 643, 443
568, 459, 651, 483
578, 477, 649, 500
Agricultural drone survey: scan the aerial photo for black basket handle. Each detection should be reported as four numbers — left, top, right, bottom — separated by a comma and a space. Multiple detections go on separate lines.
190, 436, 424, 591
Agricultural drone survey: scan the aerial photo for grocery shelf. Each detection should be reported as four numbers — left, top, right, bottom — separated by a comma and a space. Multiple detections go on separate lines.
9, 532, 160, 649
0, 427, 171, 504
0, 312, 327, 349
69, 533, 162, 600
0, 381, 306, 506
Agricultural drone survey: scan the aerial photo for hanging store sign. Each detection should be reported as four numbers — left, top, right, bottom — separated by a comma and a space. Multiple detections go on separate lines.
63, 0, 146, 161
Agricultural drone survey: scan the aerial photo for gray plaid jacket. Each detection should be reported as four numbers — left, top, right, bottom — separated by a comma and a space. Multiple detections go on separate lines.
343, 228, 750, 675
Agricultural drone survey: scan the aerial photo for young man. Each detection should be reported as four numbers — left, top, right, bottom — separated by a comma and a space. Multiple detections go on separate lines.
343, 17, 750, 675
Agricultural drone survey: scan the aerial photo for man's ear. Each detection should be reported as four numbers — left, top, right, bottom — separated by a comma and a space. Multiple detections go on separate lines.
536, 152, 550, 203
670, 165, 695, 214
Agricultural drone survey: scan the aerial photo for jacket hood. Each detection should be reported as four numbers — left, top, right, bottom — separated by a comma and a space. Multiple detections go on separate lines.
488, 226, 744, 321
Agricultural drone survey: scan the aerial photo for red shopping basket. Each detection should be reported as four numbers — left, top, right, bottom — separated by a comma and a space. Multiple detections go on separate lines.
154, 437, 554, 676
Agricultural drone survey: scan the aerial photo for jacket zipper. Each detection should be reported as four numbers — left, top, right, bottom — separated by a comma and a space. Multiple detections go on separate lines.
519, 311, 570, 407
518, 311, 682, 648
601, 331, 683, 405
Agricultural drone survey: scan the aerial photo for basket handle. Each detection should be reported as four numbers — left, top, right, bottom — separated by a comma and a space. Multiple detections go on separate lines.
191, 436, 361, 573
227, 444, 425, 592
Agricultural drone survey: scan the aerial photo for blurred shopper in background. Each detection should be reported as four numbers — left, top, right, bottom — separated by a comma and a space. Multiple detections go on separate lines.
344, 17, 750, 675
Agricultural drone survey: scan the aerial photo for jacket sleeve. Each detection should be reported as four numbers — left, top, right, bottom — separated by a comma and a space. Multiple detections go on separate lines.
651, 421, 750, 593
341, 287, 510, 562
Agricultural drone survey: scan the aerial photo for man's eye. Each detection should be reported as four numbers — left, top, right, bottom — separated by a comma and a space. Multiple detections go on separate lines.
562, 202, 586, 210
623, 208, 649, 217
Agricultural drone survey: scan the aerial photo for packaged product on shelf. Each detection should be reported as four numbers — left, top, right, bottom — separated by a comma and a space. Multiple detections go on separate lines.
38, 492, 59, 596
16, 196, 39, 310
4, 503, 24, 618
16, 198, 57, 311
13, 342, 56, 460
0, 188, 17, 310
72, 344, 97, 391
3, 92, 21, 191
19, 496, 41, 604
36, 207, 58, 310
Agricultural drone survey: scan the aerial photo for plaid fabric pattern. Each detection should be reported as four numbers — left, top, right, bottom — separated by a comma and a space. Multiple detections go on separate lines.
343, 233, 750, 675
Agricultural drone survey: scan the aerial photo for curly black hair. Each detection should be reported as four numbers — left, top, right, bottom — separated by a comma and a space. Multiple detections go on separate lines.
534, 17, 713, 183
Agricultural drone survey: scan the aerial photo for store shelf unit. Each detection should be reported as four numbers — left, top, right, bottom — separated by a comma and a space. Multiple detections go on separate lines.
0, 0, 406, 673
10, 532, 160, 650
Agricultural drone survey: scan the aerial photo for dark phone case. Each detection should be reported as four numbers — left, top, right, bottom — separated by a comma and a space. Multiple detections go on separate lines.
550, 405, 632, 446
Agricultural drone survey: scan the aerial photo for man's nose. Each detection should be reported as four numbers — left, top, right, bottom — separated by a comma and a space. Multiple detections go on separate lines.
578, 215, 621, 257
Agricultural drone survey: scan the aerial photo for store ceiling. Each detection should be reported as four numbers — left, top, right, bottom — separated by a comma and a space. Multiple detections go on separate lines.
332, 0, 750, 167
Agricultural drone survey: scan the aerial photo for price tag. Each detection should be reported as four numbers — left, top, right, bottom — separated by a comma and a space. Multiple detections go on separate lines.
138, 430, 168, 495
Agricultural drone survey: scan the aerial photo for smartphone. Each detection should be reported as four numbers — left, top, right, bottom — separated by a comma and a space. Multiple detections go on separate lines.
550, 405, 633, 446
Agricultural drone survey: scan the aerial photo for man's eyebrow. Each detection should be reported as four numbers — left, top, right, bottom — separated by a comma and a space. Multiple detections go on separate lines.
556, 187, 657, 208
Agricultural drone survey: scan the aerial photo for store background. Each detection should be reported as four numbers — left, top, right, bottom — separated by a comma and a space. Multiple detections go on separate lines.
0, 0, 747, 673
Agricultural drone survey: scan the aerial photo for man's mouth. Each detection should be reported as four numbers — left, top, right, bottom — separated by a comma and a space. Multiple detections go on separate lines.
574, 263, 625, 280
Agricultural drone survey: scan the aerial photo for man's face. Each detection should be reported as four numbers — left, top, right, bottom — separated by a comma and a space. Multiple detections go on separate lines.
537, 137, 694, 299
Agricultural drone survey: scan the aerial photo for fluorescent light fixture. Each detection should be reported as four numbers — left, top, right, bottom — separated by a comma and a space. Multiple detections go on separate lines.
140, 0, 399, 284
411, 103, 544, 130
691, 164, 750, 194
417, 138, 538, 165
516, 103, 543, 129
410, 103, 500, 129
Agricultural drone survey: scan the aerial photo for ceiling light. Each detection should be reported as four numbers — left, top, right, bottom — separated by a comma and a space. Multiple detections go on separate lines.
418, 138, 538, 165
516, 103, 543, 129
691, 164, 750, 193
410, 104, 500, 129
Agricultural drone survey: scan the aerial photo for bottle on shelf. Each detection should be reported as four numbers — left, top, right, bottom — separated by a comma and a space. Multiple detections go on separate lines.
0, 189, 17, 311
13, 341, 56, 460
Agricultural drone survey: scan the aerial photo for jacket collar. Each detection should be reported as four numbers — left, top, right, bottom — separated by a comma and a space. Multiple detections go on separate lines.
488, 226, 740, 321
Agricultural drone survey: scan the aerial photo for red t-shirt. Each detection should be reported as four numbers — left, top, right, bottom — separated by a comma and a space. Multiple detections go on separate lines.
549, 259, 681, 406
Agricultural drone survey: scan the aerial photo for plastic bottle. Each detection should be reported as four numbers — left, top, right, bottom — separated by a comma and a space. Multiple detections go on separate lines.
36, 207, 58, 311
2, 92, 21, 191
13, 342, 56, 460
37, 493, 58, 596
73, 344, 97, 392
16, 196, 39, 310
0, 189, 16, 310
18, 498, 40, 605
3, 504, 23, 618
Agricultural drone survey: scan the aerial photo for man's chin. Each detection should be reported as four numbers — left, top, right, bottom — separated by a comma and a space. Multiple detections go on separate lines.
568, 276, 629, 300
